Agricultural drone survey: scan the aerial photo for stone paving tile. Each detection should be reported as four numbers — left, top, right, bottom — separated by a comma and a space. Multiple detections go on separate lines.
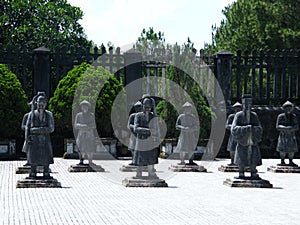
0, 158, 300, 225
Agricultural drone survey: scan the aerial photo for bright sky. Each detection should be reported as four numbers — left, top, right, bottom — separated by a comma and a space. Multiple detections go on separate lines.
67, 0, 235, 49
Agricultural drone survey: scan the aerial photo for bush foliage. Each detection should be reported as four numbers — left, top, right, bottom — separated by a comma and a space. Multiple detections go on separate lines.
0, 64, 29, 139
49, 62, 124, 137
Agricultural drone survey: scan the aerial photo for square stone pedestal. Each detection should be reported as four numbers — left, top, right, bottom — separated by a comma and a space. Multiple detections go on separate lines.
68, 164, 104, 172
218, 165, 251, 172
267, 165, 300, 173
122, 176, 168, 187
16, 176, 61, 188
16, 165, 51, 174
119, 164, 155, 172
223, 177, 273, 188
169, 164, 207, 172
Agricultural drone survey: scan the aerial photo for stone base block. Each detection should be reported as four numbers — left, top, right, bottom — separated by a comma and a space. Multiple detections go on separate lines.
218, 165, 251, 172
16, 177, 61, 188
122, 176, 168, 187
16, 165, 31, 174
119, 164, 155, 172
267, 165, 300, 173
169, 164, 207, 172
223, 178, 273, 188
68, 164, 104, 172
16, 166, 51, 174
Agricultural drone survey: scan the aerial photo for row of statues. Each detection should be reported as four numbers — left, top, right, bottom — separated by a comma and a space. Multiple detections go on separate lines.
19, 91, 299, 185
226, 95, 299, 180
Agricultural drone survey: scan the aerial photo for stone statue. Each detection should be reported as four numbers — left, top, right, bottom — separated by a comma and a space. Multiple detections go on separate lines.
133, 98, 159, 177
231, 94, 263, 179
25, 94, 54, 178
127, 101, 142, 165
175, 102, 199, 165
276, 101, 299, 166
226, 102, 242, 166
74, 100, 96, 165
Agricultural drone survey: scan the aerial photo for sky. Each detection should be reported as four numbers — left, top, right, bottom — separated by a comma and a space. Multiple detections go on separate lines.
67, 0, 235, 50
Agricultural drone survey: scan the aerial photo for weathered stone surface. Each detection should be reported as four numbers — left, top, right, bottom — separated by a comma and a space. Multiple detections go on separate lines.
16, 177, 61, 188
267, 165, 300, 173
122, 176, 168, 187
223, 178, 273, 188
218, 165, 251, 172
169, 164, 207, 172
16, 165, 51, 174
68, 164, 104, 172
119, 164, 155, 172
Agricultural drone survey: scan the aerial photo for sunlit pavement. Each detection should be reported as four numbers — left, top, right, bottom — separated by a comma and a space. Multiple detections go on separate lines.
0, 157, 299, 225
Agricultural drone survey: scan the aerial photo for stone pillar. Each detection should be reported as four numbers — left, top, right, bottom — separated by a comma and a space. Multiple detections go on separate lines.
33, 46, 50, 97
124, 49, 142, 111
214, 50, 233, 108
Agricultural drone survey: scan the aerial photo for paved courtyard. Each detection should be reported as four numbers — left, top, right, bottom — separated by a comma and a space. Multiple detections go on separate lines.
0, 157, 300, 225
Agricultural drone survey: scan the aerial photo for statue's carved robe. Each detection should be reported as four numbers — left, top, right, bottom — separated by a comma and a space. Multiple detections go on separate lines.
226, 113, 237, 152
276, 112, 298, 153
133, 111, 159, 166
175, 113, 199, 158
231, 111, 263, 167
26, 110, 54, 165
127, 112, 137, 152
74, 112, 96, 155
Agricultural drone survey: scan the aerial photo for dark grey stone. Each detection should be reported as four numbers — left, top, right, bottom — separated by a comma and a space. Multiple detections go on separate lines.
267, 165, 300, 173
223, 178, 273, 188
16, 177, 61, 188
68, 163, 104, 172
169, 164, 207, 172
122, 176, 168, 187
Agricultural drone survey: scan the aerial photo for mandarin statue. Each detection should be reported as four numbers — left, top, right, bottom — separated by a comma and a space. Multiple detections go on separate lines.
133, 98, 159, 177
276, 101, 299, 167
226, 102, 242, 166
74, 100, 97, 165
175, 102, 199, 165
25, 94, 54, 178
231, 95, 263, 180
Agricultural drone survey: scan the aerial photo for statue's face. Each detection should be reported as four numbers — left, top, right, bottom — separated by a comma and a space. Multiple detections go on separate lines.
284, 105, 293, 113
37, 100, 47, 110
81, 104, 89, 113
234, 106, 242, 113
143, 99, 151, 113
184, 106, 192, 114
243, 98, 252, 111
135, 105, 142, 113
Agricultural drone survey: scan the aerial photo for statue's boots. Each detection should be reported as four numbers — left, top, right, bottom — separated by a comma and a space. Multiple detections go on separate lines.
288, 159, 298, 167
29, 165, 37, 178
43, 165, 51, 178
250, 172, 261, 180
277, 159, 286, 166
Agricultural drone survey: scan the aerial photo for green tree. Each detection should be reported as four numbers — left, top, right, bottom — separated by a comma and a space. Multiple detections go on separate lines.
210, 0, 300, 52
49, 62, 124, 138
0, 64, 29, 139
0, 0, 92, 50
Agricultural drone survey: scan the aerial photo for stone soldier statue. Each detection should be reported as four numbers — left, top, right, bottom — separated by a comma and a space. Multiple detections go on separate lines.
231, 94, 263, 179
175, 102, 199, 165
25, 94, 54, 178
127, 101, 142, 164
133, 98, 159, 177
276, 101, 299, 166
74, 100, 97, 165
22, 92, 46, 166
226, 102, 242, 166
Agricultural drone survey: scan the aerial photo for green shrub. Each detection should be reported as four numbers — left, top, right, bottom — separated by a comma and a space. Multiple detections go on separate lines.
49, 62, 124, 138
0, 64, 29, 139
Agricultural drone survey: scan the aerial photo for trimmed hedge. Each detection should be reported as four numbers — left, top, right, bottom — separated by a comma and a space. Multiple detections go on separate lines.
49, 62, 124, 138
0, 64, 29, 139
